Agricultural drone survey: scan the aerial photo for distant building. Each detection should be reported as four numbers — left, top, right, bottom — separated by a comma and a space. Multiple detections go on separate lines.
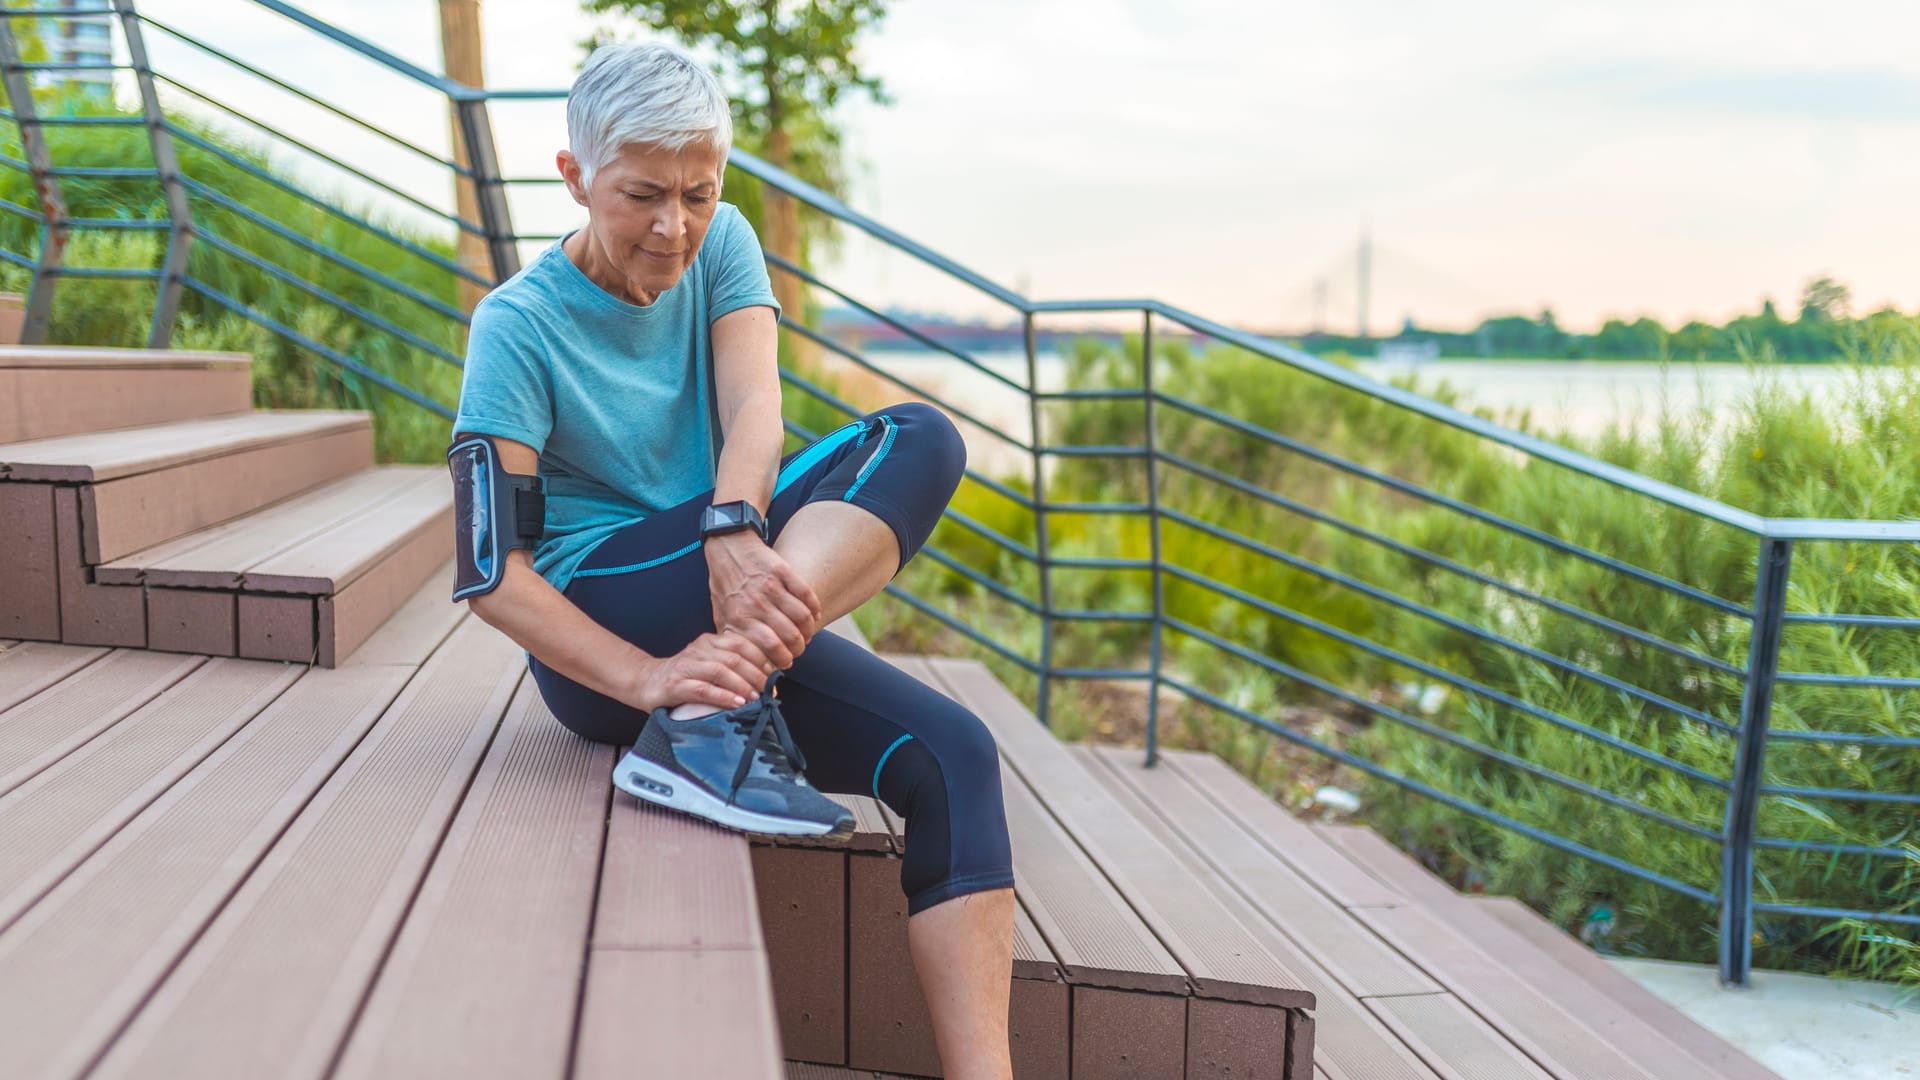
39, 1, 114, 98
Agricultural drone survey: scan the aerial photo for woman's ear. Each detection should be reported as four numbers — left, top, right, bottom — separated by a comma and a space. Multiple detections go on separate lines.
557, 150, 589, 208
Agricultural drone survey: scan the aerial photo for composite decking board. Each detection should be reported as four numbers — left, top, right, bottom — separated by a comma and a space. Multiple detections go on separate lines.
54, 486, 146, 647
316, 510, 456, 666
331, 684, 614, 1080
1318, 826, 1762, 1079
755, 845, 849, 1065
0, 649, 204, 799
1186, 997, 1295, 1080
1353, 904, 1661, 1080
82, 422, 376, 564
0, 408, 370, 482
341, 559, 464, 669
592, 792, 764, 950
1009, 977, 1071, 1080
0, 661, 417, 1080
1070, 986, 1189, 1080
145, 586, 238, 656
1071, 747, 1441, 1080
237, 592, 317, 662
0, 344, 251, 368
246, 469, 454, 594
922, 657, 1315, 1010
86, 619, 526, 1080
0, 368, 251, 444
1162, 751, 1406, 908
881, 655, 1188, 994
847, 850, 943, 1076
836, 793, 897, 852
94, 465, 442, 587
1080, 747, 1439, 998
575, 949, 783, 1080
1362, 995, 1556, 1080
1011, 890, 1062, 981
0, 481, 59, 639
0, 658, 301, 932
0, 641, 107, 712
1471, 898, 1782, 1080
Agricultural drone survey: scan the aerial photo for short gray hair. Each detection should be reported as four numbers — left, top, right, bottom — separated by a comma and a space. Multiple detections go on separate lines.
567, 41, 733, 188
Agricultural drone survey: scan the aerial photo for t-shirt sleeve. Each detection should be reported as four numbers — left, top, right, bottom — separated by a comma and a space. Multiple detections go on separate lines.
705, 203, 781, 323
451, 298, 554, 455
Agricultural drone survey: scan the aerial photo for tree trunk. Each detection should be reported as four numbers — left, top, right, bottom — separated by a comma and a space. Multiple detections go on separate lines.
762, 116, 805, 332
438, 0, 488, 317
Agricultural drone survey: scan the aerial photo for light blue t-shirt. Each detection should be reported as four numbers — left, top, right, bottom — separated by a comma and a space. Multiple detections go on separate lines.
451, 202, 780, 595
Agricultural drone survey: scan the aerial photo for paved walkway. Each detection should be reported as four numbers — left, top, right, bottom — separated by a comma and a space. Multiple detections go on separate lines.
1612, 959, 1918, 1079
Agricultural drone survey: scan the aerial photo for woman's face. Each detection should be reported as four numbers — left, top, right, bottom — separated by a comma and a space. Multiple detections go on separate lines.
559, 138, 724, 304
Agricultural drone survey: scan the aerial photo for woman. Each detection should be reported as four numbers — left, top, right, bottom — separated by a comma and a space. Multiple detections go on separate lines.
450, 41, 1016, 1079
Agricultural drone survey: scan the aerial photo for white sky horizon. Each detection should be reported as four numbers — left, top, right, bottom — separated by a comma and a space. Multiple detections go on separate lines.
123, 0, 1920, 335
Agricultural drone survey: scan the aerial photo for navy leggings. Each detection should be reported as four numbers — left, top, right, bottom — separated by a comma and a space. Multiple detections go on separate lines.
529, 403, 1015, 915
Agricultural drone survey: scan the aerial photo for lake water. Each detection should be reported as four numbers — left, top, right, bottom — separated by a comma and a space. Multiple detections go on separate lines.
839, 348, 1867, 468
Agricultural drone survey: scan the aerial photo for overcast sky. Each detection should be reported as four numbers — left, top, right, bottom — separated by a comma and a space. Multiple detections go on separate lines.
136, 0, 1920, 332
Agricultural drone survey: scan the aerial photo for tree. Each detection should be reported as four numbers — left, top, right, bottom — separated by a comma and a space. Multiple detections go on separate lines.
1799, 276, 1851, 324
580, 0, 890, 322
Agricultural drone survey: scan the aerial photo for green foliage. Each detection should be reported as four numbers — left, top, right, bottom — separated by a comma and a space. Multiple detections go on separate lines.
581, 0, 888, 130
857, 319, 1920, 989
1303, 280, 1906, 363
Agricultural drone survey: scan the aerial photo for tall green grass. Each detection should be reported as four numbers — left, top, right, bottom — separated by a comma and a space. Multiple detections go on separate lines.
855, 325, 1919, 986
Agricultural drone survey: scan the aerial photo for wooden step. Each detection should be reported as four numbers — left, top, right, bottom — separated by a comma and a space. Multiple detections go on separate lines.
903, 656, 1316, 1080
0, 409, 374, 564
1077, 746, 1543, 1080
1311, 824, 1741, 1080
81, 619, 525, 1080
0, 345, 253, 443
96, 466, 443, 590
1468, 899, 1782, 1080
580, 791, 782, 1079
330, 668, 616, 1080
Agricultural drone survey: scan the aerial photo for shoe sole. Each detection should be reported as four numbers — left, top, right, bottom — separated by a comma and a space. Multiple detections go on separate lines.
614, 751, 852, 839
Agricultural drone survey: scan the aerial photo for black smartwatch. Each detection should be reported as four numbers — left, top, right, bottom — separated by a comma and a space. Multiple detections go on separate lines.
700, 499, 768, 543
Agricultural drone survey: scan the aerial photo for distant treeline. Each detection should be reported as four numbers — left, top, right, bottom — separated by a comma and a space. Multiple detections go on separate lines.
1294, 276, 1911, 362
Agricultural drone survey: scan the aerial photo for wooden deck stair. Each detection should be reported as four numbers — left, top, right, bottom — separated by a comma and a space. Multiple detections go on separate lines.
0, 345, 452, 667
0, 345, 1779, 1078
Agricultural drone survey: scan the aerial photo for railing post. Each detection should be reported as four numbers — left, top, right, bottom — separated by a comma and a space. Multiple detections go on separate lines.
1024, 310, 1053, 725
452, 92, 518, 284
1719, 534, 1792, 987
113, 0, 192, 347
1143, 308, 1164, 765
0, 12, 67, 344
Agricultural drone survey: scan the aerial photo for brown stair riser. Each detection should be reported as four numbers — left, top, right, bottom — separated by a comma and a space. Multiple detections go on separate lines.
81, 425, 374, 564
0, 482, 59, 641
0, 365, 251, 444
3, 483, 452, 667
315, 509, 453, 667
756, 846, 1306, 1080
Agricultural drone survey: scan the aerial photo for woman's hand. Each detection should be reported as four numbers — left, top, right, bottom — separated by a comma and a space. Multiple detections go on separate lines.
705, 530, 822, 668
623, 629, 773, 713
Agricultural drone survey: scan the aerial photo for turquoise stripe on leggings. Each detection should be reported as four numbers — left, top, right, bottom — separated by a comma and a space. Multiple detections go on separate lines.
872, 733, 915, 800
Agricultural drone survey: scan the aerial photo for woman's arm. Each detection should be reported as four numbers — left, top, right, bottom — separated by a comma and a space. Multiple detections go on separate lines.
704, 305, 822, 667
462, 432, 768, 712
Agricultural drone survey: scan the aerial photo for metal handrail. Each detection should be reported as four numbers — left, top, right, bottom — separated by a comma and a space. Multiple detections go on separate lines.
0, 0, 1910, 991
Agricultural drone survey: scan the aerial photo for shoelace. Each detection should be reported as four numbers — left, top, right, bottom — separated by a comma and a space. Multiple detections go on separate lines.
725, 673, 807, 798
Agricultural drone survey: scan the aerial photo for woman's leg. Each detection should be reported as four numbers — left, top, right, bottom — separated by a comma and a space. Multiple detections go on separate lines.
774, 634, 1014, 1080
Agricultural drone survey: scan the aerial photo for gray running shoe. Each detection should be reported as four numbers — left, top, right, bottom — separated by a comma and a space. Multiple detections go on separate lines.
613, 675, 853, 839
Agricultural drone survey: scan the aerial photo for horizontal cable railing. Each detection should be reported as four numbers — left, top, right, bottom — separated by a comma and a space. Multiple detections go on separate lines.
0, 0, 1912, 990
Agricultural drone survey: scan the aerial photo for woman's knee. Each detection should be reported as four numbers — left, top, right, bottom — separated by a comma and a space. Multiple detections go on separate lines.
889, 401, 966, 489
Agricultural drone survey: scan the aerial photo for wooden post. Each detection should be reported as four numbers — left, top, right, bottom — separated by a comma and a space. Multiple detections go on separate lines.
439, 0, 489, 316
